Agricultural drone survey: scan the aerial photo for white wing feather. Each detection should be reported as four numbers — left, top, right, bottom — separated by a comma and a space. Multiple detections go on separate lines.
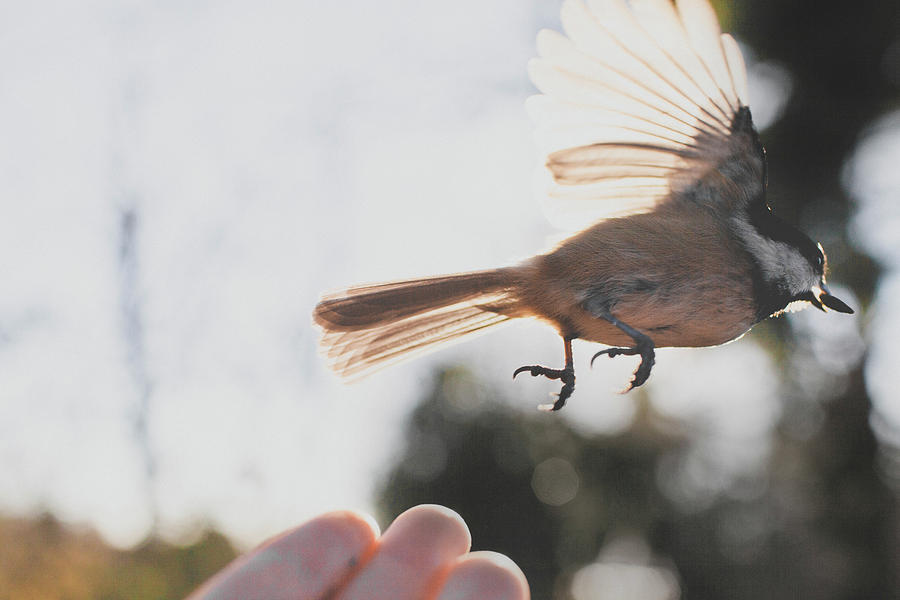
530, 0, 749, 230
721, 33, 749, 105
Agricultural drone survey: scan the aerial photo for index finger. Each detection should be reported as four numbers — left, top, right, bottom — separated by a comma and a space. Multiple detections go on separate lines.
187, 510, 379, 600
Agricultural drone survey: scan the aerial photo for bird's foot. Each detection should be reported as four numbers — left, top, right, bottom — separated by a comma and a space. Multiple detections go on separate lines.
590, 340, 655, 392
513, 364, 575, 412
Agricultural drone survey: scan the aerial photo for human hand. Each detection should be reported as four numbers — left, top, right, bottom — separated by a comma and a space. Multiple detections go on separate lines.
187, 504, 530, 600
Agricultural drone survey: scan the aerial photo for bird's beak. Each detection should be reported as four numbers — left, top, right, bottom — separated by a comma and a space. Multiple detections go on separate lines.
813, 284, 854, 314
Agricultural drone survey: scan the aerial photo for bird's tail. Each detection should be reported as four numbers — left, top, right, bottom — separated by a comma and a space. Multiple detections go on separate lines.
313, 268, 521, 379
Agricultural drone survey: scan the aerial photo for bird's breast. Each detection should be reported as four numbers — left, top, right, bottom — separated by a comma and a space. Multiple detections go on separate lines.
568, 283, 756, 348
514, 208, 759, 349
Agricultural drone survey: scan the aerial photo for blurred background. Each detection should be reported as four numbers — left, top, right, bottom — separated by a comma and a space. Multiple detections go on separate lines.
1, 0, 898, 598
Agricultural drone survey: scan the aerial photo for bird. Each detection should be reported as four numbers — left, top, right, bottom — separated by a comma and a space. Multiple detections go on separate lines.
313, 0, 854, 411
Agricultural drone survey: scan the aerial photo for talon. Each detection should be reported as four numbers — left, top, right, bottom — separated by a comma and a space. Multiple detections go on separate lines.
514, 365, 574, 410
591, 343, 655, 392
513, 365, 539, 379
516, 336, 577, 411
590, 346, 637, 367
581, 310, 657, 393
512, 364, 572, 382
552, 380, 575, 411
622, 344, 655, 392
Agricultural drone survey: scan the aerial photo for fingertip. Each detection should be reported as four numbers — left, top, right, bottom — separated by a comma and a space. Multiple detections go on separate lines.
402, 503, 467, 528
435, 552, 530, 600
381, 504, 472, 559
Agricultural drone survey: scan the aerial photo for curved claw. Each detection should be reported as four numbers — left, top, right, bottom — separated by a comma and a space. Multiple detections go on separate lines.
590, 344, 656, 392
513, 365, 538, 379
513, 362, 575, 411
590, 346, 639, 368
591, 347, 624, 367
513, 365, 572, 382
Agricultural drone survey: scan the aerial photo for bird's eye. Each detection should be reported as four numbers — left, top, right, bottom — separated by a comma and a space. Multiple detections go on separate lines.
815, 243, 826, 271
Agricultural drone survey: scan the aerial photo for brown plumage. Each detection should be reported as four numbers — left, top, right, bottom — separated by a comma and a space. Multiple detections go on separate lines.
313, 134, 758, 386
314, 271, 521, 379
312, 0, 853, 410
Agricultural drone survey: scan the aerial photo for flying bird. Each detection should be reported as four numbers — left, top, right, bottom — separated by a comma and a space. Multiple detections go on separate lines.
313, 0, 854, 411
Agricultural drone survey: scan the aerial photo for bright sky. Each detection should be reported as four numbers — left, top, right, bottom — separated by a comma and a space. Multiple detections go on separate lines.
0, 0, 891, 550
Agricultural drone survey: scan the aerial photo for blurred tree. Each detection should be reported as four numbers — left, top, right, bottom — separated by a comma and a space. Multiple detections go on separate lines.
376, 366, 900, 599
375, 367, 690, 599
732, 0, 900, 598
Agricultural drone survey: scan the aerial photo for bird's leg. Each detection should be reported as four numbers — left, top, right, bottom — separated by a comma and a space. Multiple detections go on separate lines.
513, 336, 575, 412
588, 312, 655, 391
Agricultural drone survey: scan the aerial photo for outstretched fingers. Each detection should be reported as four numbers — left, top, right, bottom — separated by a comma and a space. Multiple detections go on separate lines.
337, 505, 471, 600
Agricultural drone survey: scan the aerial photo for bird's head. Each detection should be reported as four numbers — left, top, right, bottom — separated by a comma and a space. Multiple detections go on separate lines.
738, 206, 855, 318
786, 240, 854, 314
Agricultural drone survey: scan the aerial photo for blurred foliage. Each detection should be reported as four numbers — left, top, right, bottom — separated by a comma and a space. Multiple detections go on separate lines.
376, 364, 900, 599
0, 513, 236, 600
377, 367, 690, 599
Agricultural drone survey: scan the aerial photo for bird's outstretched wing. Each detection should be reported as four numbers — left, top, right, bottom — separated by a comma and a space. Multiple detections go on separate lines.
529, 0, 765, 230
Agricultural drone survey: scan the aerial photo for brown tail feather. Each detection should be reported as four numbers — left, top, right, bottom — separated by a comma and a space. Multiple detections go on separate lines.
313, 268, 520, 378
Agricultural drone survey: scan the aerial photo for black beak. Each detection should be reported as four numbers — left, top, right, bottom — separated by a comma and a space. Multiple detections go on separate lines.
820, 292, 854, 314
816, 284, 854, 314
